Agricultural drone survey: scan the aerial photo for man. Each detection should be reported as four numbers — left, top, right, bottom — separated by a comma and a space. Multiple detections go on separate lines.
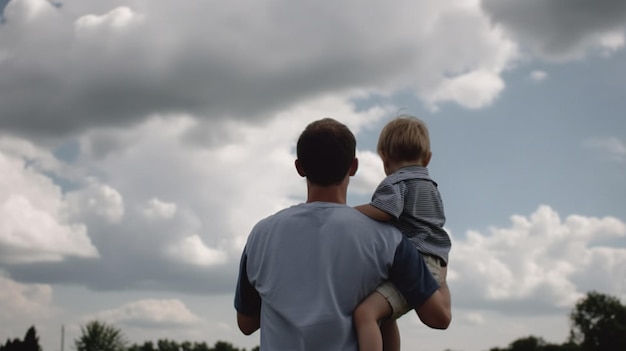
235, 118, 451, 350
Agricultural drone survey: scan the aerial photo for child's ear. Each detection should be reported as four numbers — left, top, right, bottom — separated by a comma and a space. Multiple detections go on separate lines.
295, 159, 306, 177
423, 152, 432, 167
382, 158, 391, 174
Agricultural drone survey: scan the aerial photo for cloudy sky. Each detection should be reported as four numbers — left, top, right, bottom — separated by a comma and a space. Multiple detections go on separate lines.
1, 1, 625, 350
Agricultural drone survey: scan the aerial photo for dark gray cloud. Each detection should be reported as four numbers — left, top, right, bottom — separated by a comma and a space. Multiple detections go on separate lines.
0, 0, 8, 22
0, 1, 414, 138
0, 1, 517, 139
482, 0, 626, 59
6, 256, 237, 294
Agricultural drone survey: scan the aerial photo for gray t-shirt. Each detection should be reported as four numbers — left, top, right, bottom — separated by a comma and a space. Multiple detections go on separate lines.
235, 202, 438, 351
370, 166, 451, 263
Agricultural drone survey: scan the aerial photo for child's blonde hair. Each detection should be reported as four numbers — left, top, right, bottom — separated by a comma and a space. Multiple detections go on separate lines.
377, 115, 431, 164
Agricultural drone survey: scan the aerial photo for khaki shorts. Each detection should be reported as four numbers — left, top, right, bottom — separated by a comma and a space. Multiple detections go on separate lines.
375, 254, 445, 319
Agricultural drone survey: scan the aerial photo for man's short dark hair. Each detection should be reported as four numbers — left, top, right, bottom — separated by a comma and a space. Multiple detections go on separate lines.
296, 118, 356, 186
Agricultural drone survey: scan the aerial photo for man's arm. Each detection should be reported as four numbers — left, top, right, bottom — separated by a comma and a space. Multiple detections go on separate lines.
415, 267, 451, 329
389, 238, 451, 329
234, 251, 262, 335
355, 204, 394, 222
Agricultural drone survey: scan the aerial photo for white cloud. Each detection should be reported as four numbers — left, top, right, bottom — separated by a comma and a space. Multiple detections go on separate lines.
0, 148, 98, 263
93, 299, 203, 328
462, 312, 486, 325
0, 136, 82, 181
4, 0, 57, 22
65, 180, 125, 223
451, 205, 626, 312
141, 198, 177, 220
166, 235, 227, 267
0, 273, 53, 319
584, 136, 626, 162
75, 7, 142, 32
74, 114, 298, 259
350, 150, 386, 196
424, 70, 505, 110
73, 96, 391, 256
0, 96, 394, 291
530, 70, 547, 81
600, 31, 625, 52
0, 273, 53, 342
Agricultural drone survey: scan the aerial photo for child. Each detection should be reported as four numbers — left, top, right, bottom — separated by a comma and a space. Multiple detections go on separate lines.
353, 115, 451, 351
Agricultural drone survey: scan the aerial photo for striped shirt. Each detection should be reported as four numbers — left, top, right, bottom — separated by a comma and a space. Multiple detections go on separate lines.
370, 165, 451, 263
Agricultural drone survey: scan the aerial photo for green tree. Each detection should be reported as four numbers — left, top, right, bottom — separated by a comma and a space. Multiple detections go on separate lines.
509, 335, 546, 351
22, 326, 41, 351
0, 338, 21, 351
192, 341, 211, 351
156, 339, 180, 351
0, 326, 41, 351
128, 341, 156, 351
212, 341, 239, 351
569, 291, 626, 351
542, 342, 581, 351
180, 340, 193, 351
490, 335, 582, 351
140, 341, 156, 351
75, 320, 128, 351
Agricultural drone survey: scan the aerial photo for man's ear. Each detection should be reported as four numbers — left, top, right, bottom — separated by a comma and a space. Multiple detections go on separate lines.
295, 159, 306, 177
349, 158, 358, 176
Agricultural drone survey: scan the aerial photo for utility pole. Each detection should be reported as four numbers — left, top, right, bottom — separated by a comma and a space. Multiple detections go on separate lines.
60, 325, 65, 351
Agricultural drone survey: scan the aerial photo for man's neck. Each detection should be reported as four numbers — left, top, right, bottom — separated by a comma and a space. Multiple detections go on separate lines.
305, 182, 348, 204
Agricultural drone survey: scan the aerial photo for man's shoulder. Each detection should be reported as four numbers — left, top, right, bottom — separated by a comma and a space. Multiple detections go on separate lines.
248, 202, 364, 235
252, 203, 302, 226
248, 203, 404, 245
344, 211, 406, 246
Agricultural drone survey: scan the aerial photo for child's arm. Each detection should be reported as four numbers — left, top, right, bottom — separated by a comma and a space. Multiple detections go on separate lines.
355, 204, 394, 222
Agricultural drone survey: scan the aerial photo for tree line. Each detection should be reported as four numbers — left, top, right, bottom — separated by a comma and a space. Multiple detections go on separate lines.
2, 291, 624, 351
0, 323, 256, 351
488, 291, 626, 351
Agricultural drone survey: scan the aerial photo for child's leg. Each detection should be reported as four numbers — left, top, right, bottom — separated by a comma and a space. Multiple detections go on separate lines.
353, 291, 392, 351
380, 318, 400, 351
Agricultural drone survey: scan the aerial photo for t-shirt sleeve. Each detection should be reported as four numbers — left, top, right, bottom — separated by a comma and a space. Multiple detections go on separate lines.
370, 180, 405, 219
234, 249, 261, 316
389, 236, 439, 308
